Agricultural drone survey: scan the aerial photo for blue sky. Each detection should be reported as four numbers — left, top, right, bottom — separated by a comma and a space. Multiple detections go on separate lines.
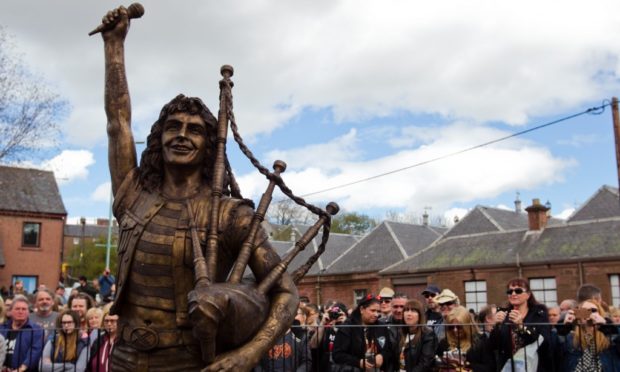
1, 1, 620, 226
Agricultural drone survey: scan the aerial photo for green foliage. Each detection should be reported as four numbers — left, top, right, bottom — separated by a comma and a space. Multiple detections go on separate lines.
331, 212, 377, 235
66, 235, 117, 281
270, 225, 293, 241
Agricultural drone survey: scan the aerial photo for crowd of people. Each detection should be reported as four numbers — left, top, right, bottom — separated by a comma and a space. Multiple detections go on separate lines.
0, 270, 117, 372
260, 279, 620, 372
1, 274, 620, 371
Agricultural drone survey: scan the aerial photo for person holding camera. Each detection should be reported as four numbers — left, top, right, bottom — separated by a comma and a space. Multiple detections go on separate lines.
560, 300, 620, 371
332, 295, 393, 371
98, 268, 115, 303
309, 302, 348, 371
490, 278, 551, 372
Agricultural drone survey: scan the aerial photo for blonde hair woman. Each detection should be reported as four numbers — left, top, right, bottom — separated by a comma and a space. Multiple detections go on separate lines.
436, 306, 495, 371
562, 300, 620, 371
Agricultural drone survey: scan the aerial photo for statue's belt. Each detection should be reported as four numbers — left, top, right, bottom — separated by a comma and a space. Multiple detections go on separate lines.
120, 324, 196, 351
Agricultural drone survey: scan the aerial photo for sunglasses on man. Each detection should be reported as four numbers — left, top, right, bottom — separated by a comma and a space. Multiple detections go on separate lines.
439, 301, 455, 307
423, 293, 437, 299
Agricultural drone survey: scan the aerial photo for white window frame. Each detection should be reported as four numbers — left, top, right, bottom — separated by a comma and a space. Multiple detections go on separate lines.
464, 280, 487, 313
610, 274, 620, 307
353, 289, 367, 306
529, 277, 557, 307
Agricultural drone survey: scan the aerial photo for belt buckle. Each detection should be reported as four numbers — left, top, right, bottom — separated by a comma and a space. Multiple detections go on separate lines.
129, 326, 159, 351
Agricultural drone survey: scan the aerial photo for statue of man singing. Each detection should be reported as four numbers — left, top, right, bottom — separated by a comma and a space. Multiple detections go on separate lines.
98, 5, 298, 371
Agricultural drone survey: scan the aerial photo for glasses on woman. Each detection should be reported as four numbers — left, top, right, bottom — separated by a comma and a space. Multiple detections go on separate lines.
439, 301, 455, 307
506, 288, 526, 295
380, 298, 392, 304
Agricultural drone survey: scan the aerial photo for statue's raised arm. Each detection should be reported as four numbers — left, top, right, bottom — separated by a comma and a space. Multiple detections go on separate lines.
101, 5, 137, 195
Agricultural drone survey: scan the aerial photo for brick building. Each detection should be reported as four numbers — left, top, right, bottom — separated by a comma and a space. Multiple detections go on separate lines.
0, 166, 67, 293
382, 186, 620, 311
296, 221, 446, 309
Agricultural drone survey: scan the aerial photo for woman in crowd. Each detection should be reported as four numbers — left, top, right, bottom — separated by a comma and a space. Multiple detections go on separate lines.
85, 307, 103, 336
490, 278, 551, 372
88, 305, 119, 372
332, 294, 393, 371
309, 301, 348, 372
40, 310, 88, 372
397, 299, 436, 372
435, 306, 494, 371
561, 300, 620, 371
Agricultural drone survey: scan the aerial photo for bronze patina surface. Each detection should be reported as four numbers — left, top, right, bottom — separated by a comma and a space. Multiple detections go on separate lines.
95, 4, 337, 372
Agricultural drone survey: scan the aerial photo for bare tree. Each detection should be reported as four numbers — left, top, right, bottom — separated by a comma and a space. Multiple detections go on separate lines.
267, 199, 312, 226
0, 26, 68, 162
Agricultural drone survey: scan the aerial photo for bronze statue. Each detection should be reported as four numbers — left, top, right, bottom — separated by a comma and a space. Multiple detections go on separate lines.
94, 4, 337, 372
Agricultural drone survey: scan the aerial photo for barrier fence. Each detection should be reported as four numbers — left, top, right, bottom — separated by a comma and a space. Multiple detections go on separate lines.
0, 322, 619, 371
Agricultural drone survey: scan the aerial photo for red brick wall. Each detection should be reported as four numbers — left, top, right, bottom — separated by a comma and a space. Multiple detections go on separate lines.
0, 214, 64, 290
297, 260, 620, 311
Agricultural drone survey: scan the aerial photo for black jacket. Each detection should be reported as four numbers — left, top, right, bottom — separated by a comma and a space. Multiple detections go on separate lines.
489, 303, 551, 372
333, 317, 393, 371
400, 327, 437, 372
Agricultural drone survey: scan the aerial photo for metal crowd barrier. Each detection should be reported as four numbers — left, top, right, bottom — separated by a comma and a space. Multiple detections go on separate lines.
1, 323, 618, 371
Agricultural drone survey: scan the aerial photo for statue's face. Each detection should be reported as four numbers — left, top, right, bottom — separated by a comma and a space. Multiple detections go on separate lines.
162, 112, 207, 167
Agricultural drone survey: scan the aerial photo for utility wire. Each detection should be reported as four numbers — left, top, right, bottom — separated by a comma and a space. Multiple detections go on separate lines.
301, 101, 611, 198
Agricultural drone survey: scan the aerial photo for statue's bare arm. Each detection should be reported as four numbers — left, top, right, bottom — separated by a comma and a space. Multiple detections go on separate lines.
102, 6, 137, 195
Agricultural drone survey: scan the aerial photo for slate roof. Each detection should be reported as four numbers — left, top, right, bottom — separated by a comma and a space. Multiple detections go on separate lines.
443, 205, 562, 239
64, 224, 118, 238
0, 166, 66, 215
383, 216, 620, 274
568, 185, 620, 222
382, 186, 620, 275
325, 221, 444, 275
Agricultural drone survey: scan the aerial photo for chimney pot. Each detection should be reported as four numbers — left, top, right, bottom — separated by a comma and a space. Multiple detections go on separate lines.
525, 198, 550, 230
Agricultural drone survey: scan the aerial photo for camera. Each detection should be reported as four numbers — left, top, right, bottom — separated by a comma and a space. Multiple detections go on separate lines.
496, 306, 511, 313
573, 308, 591, 320
329, 309, 341, 320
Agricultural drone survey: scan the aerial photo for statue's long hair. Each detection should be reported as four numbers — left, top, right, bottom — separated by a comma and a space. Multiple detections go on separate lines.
138, 94, 240, 197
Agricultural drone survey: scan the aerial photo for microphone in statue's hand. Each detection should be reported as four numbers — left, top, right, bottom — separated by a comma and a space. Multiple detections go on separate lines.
88, 3, 145, 36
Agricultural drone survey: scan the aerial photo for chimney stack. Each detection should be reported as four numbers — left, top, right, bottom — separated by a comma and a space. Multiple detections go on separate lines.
514, 192, 522, 213
525, 198, 550, 231
422, 211, 429, 226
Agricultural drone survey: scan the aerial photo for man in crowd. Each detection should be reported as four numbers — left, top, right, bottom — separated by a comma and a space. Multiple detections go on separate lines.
69, 292, 95, 334
378, 287, 394, 320
433, 289, 460, 340
421, 284, 442, 326
0, 295, 44, 372
55, 285, 66, 306
76, 275, 98, 300
28, 289, 58, 338
547, 306, 561, 325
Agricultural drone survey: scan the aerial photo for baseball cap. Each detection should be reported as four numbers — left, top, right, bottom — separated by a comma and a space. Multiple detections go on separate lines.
421, 284, 441, 295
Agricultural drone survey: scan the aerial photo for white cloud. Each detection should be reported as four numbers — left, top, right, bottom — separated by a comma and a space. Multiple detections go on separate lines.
236, 122, 574, 216
444, 208, 470, 227
36, 150, 95, 184
1, 0, 620, 147
554, 207, 575, 220
91, 181, 112, 203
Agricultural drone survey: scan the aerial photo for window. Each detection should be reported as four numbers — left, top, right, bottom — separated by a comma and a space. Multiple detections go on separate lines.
464, 280, 487, 313
12, 276, 38, 294
73, 237, 80, 245
529, 277, 557, 307
611, 275, 620, 307
22, 222, 41, 247
353, 289, 367, 305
